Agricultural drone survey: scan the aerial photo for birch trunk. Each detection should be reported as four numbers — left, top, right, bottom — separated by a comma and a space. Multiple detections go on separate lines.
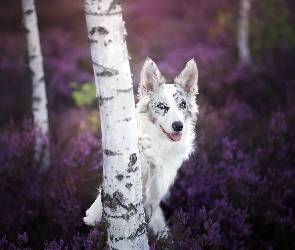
84, 0, 149, 249
21, 0, 50, 171
238, 0, 252, 64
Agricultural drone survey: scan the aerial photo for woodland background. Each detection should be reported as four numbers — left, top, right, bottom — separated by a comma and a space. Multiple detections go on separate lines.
0, 0, 295, 249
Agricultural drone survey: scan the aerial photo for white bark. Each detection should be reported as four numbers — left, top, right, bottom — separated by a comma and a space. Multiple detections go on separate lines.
84, 0, 149, 249
21, 0, 50, 171
238, 0, 252, 64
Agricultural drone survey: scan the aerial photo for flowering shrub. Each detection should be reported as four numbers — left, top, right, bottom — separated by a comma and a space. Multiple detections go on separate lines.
0, 0, 295, 248
0, 118, 102, 249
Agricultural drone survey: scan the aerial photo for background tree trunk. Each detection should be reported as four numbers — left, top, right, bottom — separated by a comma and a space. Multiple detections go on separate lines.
83, 0, 149, 249
238, 0, 252, 64
21, 0, 50, 171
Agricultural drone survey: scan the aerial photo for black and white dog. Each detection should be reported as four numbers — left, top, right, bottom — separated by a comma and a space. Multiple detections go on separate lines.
84, 58, 198, 234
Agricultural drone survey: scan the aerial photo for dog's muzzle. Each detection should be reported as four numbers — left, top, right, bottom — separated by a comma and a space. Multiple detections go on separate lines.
160, 125, 182, 141
172, 121, 183, 132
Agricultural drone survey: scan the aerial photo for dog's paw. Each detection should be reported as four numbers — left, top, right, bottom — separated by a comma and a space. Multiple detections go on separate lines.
139, 134, 156, 158
139, 134, 163, 166
83, 197, 102, 226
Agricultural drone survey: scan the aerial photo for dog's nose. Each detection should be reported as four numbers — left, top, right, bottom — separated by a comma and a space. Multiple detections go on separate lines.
172, 121, 183, 132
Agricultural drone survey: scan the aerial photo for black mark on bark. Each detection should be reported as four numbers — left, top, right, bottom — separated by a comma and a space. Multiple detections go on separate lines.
93, 62, 119, 77
115, 174, 124, 181
87, 37, 97, 44
118, 117, 131, 122
127, 153, 138, 173
103, 191, 124, 211
39, 76, 45, 82
96, 95, 114, 106
89, 26, 109, 36
114, 236, 124, 242
123, 117, 131, 122
85, 10, 122, 16
33, 96, 41, 102
103, 149, 122, 156
117, 87, 133, 93
103, 191, 137, 215
108, 0, 120, 12
96, 69, 118, 77
23, 26, 30, 33
29, 67, 35, 76
25, 9, 34, 15
127, 222, 147, 240
125, 183, 132, 190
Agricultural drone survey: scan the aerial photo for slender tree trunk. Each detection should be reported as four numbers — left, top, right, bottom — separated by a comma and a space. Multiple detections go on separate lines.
83, 0, 149, 249
21, 0, 50, 171
238, 0, 252, 64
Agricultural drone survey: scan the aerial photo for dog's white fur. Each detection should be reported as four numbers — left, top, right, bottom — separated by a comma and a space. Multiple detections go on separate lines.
84, 58, 198, 234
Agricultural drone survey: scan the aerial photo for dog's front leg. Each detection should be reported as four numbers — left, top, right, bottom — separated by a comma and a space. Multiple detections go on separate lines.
139, 134, 164, 206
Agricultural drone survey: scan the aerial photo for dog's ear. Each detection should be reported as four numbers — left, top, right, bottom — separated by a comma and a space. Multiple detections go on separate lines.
138, 58, 165, 96
175, 59, 198, 96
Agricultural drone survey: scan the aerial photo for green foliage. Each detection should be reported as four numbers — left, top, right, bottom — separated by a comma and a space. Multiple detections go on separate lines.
251, 0, 295, 54
69, 82, 96, 108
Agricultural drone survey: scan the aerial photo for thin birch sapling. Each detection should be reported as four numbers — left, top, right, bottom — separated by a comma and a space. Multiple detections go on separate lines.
237, 0, 252, 64
21, 0, 50, 171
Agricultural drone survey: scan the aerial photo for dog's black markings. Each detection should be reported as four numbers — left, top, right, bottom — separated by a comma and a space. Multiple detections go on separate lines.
173, 89, 185, 98
156, 102, 170, 116
149, 100, 170, 116
173, 91, 188, 112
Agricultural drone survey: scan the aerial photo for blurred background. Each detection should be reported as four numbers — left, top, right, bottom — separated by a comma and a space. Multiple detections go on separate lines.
0, 0, 295, 248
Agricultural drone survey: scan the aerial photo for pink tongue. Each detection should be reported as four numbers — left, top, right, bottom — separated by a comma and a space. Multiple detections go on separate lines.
169, 133, 182, 141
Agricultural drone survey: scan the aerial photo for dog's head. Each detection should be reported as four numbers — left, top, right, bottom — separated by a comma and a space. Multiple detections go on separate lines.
138, 58, 198, 141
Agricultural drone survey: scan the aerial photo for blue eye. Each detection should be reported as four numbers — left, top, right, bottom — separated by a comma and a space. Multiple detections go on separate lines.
179, 101, 186, 109
157, 103, 165, 110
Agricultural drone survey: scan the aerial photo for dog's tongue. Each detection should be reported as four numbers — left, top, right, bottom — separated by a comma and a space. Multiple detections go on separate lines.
169, 133, 182, 141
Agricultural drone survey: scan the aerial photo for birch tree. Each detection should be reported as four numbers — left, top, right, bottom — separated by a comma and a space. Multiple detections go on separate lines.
84, 0, 149, 249
237, 0, 252, 64
21, 0, 50, 171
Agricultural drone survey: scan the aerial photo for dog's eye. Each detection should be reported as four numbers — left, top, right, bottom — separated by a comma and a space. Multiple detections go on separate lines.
157, 103, 166, 110
179, 101, 186, 109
